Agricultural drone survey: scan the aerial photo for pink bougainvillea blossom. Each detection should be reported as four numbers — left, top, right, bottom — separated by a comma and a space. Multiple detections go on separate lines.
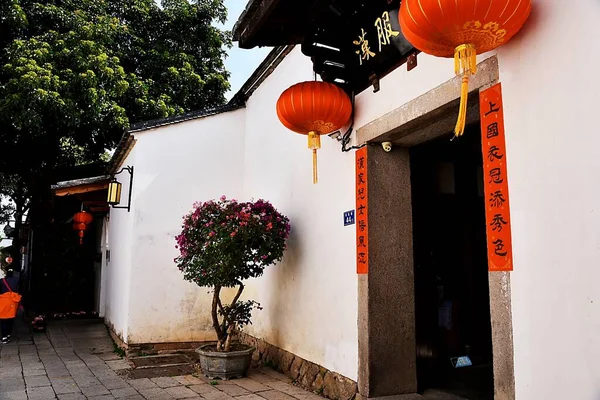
174, 197, 291, 290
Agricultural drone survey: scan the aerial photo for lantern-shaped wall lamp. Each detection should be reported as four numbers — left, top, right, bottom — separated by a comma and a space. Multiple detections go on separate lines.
107, 166, 134, 212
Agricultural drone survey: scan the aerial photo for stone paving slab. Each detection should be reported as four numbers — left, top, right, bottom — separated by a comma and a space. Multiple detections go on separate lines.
163, 386, 199, 399
232, 378, 271, 393
1, 319, 324, 400
0, 390, 28, 400
217, 384, 250, 397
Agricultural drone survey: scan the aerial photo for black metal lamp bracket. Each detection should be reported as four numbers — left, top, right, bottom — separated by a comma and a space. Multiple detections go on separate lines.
111, 165, 134, 212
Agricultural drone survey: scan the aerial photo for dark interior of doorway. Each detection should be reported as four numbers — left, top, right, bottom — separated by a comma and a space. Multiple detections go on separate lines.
29, 195, 98, 315
410, 123, 494, 400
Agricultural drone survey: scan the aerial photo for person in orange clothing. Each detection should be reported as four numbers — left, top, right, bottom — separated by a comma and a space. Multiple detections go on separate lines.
0, 268, 20, 344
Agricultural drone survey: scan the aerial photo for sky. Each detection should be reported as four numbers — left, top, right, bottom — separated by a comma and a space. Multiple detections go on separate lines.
220, 0, 270, 99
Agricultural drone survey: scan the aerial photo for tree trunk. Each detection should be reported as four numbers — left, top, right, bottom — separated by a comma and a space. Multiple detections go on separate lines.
214, 283, 245, 352
224, 324, 235, 352
12, 179, 24, 271
212, 286, 224, 350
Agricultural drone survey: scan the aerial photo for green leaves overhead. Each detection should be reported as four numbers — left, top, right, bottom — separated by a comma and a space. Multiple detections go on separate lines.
0, 0, 231, 171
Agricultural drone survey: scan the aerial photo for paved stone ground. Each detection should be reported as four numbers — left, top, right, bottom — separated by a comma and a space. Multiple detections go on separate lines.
0, 319, 324, 400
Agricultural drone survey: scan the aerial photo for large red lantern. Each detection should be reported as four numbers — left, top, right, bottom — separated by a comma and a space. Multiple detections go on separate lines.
73, 211, 93, 244
277, 81, 352, 184
399, 0, 531, 137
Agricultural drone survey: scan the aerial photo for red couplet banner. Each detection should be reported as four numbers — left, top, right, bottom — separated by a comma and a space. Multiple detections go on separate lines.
480, 83, 513, 272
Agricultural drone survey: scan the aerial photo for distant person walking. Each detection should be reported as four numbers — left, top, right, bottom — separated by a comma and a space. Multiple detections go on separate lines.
0, 268, 21, 343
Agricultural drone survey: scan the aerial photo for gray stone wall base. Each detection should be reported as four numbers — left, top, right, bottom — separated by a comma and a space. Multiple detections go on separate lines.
240, 333, 358, 400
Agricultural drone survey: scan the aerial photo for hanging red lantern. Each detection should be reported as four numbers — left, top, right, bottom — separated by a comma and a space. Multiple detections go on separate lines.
74, 211, 94, 225
73, 211, 93, 244
72, 222, 88, 244
5, 256, 12, 265
399, 0, 531, 137
277, 81, 352, 184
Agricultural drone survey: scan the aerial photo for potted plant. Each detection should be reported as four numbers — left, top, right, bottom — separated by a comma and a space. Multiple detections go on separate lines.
175, 196, 290, 380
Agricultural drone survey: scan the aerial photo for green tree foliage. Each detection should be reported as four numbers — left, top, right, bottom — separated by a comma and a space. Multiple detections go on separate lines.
0, 0, 231, 228
1, 0, 230, 170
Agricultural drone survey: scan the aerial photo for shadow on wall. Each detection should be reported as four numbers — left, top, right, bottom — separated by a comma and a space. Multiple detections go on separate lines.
267, 224, 303, 348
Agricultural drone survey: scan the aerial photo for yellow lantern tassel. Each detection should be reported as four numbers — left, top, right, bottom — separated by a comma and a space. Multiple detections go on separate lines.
312, 150, 318, 184
454, 44, 477, 137
308, 131, 321, 184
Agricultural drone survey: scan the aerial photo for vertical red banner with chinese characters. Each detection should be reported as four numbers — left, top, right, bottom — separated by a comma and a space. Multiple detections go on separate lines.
356, 147, 368, 274
480, 83, 513, 272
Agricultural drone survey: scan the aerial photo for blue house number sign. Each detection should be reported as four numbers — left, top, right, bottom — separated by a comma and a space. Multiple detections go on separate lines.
344, 210, 356, 226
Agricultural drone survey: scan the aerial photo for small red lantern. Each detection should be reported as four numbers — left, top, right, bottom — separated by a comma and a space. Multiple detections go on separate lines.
74, 211, 94, 225
73, 211, 93, 244
277, 81, 353, 184
5, 256, 13, 265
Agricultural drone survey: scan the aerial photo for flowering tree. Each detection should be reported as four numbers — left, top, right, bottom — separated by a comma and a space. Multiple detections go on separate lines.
175, 196, 291, 352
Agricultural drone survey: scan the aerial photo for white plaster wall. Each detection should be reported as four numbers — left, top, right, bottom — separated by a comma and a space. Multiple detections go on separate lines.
125, 109, 246, 344
242, 50, 359, 381
497, 2, 600, 399
105, 147, 137, 342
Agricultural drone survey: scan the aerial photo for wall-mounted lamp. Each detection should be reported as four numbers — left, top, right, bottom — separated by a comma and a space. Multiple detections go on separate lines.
107, 166, 134, 212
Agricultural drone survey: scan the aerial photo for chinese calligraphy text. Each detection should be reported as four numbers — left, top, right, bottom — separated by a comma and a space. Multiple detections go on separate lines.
353, 11, 399, 65
374, 11, 399, 52
480, 83, 513, 272
356, 147, 369, 274
353, 28, 376, 66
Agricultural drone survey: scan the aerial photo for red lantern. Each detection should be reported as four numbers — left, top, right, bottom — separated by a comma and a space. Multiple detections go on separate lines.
74, 211, 94, 225
277, 81, 352, 184
73, 222, 87, 245
5, 256, 12, 265
73, 211, 93, 244
399, 0, 531, 136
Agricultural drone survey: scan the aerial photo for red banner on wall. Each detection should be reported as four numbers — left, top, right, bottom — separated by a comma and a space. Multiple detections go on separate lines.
480, 83, 513, 272
356, 147, 368, 275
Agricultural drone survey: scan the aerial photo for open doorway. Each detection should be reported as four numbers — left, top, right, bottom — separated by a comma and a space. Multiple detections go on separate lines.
410, 123, 494, 400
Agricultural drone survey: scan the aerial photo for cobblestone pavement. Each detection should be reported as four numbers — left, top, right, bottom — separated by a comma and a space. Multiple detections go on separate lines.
0, 319, 323, 400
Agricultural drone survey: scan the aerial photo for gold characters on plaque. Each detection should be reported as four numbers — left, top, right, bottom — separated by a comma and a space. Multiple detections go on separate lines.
353, 11, 400, 65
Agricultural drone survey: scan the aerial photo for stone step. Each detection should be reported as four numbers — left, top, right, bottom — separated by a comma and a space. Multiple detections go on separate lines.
130, 353, 193, 369
121, 353, 197, 379
121, 363, 196, 379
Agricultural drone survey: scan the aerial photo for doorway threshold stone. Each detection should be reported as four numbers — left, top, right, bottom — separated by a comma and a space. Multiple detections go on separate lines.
363, 394, 424, 400
422, 389, 469, 400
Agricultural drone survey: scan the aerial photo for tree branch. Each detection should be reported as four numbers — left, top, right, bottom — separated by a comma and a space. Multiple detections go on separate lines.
231, 282, 244, 306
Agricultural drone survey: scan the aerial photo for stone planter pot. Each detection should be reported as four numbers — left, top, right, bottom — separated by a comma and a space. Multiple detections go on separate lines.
196, 344, 255, 380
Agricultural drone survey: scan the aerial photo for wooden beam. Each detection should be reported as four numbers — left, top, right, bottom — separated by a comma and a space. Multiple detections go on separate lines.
81, 201, 109, 206
55, 182, 109, 197
88, 208, 109, 214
